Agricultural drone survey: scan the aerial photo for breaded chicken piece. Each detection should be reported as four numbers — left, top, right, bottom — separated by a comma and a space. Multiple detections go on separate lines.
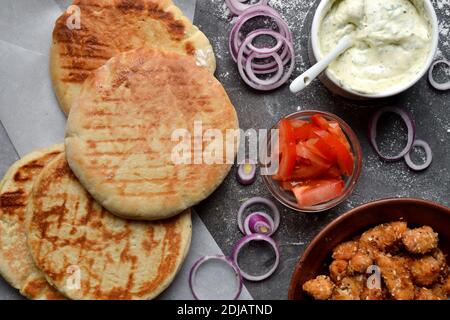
375, 254, 415, 300
402, 226, 438, 254
415, 287, 443, 300
431, 249, 450, 283
360, 287, 384, 300
431, 283, 450, 299
302, 275, 335, 300
360, 222, 407, 256
442, 276, 450, 295
411, 256, 442, 286
332, 240, 358, 260
349, 251, 373, 273
331, 275, 364, 300
329, 259, 349, 282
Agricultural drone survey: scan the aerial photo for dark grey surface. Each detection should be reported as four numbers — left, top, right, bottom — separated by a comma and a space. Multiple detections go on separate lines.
194, 0, 450, 300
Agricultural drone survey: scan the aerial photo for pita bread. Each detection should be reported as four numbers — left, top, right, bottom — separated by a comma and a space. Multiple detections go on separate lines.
65, 48, 239, 220
51, 0, 215, 114
26, 153, 192, 300
0, 144, 64, 300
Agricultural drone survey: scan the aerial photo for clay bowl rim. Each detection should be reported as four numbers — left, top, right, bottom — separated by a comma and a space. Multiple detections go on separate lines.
287, 197, 450, 300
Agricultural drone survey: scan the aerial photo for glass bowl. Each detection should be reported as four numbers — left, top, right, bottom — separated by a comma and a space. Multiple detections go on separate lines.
261, 110, 362, 213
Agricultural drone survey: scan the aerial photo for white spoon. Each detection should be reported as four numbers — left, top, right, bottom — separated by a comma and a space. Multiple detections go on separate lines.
290, 35, 353, 94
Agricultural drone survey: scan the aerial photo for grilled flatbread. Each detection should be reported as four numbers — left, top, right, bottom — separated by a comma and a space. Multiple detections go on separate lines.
65, 48, 239, 220
25, 153, 192, 300
0, 144, 64, 300
51, 0, 215, 114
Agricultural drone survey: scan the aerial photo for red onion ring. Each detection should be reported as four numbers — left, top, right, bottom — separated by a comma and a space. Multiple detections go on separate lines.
225, 0, 269, 16
245, 51, 284, 85
243, 212, 275, 235
237, 30, 294, 90
236, 162, 257, 185
189, 255, 243, 300
237, 197, 280, 235
229, 5, 292, 63
428, 59, 450, 91
404, 139, 433, 171
232, 233, 280, 281
239, 29, 292, 75
369, 107, 416, 161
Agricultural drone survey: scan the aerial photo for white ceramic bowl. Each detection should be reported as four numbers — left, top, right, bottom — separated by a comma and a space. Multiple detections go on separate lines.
309, 0, 439, 99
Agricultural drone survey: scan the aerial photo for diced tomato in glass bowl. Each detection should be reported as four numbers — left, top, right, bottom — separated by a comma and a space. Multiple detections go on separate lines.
262, 111, 362, 213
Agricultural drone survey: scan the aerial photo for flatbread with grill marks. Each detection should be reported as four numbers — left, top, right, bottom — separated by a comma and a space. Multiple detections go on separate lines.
51, 0, 215, 114
25, 153, 192, 300
65, 47, 239, 220
0, 144, 65, 300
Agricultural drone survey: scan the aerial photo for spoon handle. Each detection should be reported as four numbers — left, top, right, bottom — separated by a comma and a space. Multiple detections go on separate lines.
290, 35, 353, 94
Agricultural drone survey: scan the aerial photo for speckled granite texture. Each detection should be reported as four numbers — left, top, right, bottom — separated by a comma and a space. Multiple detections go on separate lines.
194, 0, 450, 299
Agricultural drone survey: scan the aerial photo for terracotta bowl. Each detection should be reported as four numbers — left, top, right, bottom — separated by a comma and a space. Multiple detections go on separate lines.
288, 198, 450, 300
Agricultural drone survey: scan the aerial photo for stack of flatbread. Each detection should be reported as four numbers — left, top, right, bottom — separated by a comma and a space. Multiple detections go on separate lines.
0, 0, 238, 300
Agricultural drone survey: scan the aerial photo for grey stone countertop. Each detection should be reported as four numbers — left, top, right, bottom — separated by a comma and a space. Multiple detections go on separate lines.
194, 0, 450, 299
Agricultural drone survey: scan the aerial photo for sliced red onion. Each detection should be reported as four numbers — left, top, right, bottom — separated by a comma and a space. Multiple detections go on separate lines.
225, 0, 269, 16
369, 107, 416, 161
243, 212, 275, 235
240, 29, 292, 74
428, 60, 450, 91
232, 233, 280, 281
229, 6, 292, 63
237, 30, 295, 90
189, 255, 243, 300
404, 139, 433, 171
237, 197, 280, 235
236, 162, 257, 185
245, 51, 284, 85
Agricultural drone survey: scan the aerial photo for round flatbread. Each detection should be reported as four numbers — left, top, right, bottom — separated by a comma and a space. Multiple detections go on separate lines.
65, 48, 239, 220
26, 153, 192, 300
51, 0, 216, 114
0, 144, 64, 300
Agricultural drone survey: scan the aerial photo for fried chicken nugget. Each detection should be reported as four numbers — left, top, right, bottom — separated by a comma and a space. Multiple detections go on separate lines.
329, 260, 349, 282
332, 241, 358, 260
349, 251, 373, 274
302, 275, 335, 300
415, 287, 443, 300
331, 275, 364, 300
360, 287, 384, 300
402, 226, 438, 254
360, 222, 407, 256
441, 276, 450, 295
431, 282, 450, 299
375, 254, 415, 300
411, 255, 442, 286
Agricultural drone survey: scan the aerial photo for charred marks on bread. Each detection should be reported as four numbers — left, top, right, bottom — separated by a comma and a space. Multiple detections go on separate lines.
55, 0, 189, 84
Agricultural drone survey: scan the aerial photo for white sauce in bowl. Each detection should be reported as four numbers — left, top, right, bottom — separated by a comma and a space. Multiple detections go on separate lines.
319, 0, 432, 94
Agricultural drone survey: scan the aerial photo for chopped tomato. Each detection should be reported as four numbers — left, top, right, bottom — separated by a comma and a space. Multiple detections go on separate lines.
311, 114, 330, 130
312, 130, 354, 176
323, 166, 342, 179
275, 119, 296, 180
328, 121, 351, 151
290, 119, 309, 128
273, 114, 357, 206
296, 142, 332, 169
305, 137, 337, 163
292, 179, 345, 207
292, 123, 317, 141
275, 142, 297, 180
290, 163, 329, 180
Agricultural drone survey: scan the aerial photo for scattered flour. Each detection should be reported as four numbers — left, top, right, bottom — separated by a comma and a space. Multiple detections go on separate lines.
432, 0, 450, 59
